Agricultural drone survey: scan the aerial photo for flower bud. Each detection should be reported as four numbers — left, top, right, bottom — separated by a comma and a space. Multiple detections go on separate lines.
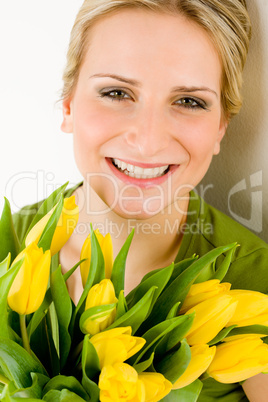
226, 289, 268, 327
138, 372, 172, 401
207, 336, 268, 383
180, 279, 231, 314
83, 279, 118, 335
25, 196, 79, 255
99, 363, 145, 402
8, 243, 51, 315
90, 327, 146, 368
172, 344, 216, 389
80, 230, 113, 286
185, 294, 238, 345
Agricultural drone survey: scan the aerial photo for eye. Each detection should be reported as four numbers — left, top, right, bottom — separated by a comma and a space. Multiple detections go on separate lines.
99, 89, 132, 102
174, 97, 207, 110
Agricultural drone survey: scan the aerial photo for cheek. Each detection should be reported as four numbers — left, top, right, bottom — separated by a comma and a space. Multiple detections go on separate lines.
177, 115, 221, 160
72, 97, 125, 149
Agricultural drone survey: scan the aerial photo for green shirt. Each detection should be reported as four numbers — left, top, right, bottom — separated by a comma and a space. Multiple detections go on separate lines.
13, 185, 268, 402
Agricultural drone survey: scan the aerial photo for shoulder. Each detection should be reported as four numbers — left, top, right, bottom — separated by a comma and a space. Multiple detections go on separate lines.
12, 182, 82, 244
178, 192, 268, 292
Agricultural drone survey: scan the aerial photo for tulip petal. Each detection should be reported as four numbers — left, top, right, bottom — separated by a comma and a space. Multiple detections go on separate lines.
180, 280, 231, 313
101, 233, 113, 279
8, 254, 32, 315
139, 372, 172, 401
80, 236, 91, 288
207, 336, 268, 383
172, 345, 216, 389
186, 300, 238, 345
27, 250, 51, 314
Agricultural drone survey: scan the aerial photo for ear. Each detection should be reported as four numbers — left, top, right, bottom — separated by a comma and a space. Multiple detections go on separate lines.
61, 97, 73, 133
213, 115, 229, 155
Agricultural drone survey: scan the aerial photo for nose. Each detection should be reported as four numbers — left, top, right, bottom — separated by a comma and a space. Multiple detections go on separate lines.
124, 104, 170, 157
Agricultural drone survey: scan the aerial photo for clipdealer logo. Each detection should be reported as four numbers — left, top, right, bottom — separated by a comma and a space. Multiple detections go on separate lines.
228, 171, 263, 233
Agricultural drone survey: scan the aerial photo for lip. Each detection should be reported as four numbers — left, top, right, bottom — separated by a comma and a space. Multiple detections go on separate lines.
106, 157, 178, 187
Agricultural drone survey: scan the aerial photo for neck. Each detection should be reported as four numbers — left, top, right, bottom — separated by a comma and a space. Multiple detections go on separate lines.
73, 183, 189, 292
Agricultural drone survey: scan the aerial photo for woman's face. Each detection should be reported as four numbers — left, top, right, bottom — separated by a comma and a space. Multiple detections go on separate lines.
62, 9, 227, 219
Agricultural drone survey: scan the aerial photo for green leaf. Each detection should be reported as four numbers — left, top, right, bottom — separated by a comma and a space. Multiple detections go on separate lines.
0, 259, 23, 339
115, 290, 128, 320
3, 372, 49, 400
167, 257, 198, 286
43, 375, 89, 401
63, 259, 85, 282
138, 257, 196, 286
126, 263, 174, 310
111, 229, 134, 297
208, 325, 237, 345
155, 339, 191, 383
51, 266, 72, 369
133, 353, 155, 374
82, 335, 101, 379
161, 379, 203, 402
79, 304, 117, 334
74, 229, 105, 322
155, 313, 195, 357
108, 287, 157, 334
224, 324, 268, 338
81, 336, 100, 402
134, 316, 193, 365
0, 253, 11, 278
0, 338, 47, 389
29, 312, 60, 378
143, 244, 237, 329
211, 244, 239, 281
0, 198, 20, 263
37, 195, 64, 253
166, 302, 181, 320
43, 389, 86, 402
20, 183, 69, 250
27, 289, 52, 340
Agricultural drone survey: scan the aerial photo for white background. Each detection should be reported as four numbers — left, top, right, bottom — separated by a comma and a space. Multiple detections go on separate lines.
0, 0, 267, 241
0, 1, 83, 213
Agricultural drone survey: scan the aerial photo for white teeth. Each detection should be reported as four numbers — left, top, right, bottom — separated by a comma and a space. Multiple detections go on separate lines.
112, 158, 169, 179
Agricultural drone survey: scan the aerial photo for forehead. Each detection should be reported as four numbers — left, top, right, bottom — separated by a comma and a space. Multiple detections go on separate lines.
80, 8, 222, 91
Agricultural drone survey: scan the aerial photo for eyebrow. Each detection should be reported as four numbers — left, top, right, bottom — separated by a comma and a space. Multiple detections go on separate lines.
171, 85, 218, 98
89, 73, 218, 98
89, 73, 141, 87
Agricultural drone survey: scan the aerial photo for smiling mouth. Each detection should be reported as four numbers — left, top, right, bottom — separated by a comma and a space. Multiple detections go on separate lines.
112, 158, 170, 179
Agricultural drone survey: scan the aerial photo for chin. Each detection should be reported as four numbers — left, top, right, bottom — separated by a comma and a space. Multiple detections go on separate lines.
108, 200, 166, 220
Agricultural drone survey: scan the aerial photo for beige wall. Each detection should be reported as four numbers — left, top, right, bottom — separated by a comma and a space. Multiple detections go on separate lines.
199, 0, 268, 242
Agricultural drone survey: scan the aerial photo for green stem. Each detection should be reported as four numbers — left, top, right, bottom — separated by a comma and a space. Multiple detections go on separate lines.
0, 374, 10, 385
20, 314, 31, 355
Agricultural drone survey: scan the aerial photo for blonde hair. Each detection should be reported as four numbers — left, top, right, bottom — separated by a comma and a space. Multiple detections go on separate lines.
62, 0, 251, 118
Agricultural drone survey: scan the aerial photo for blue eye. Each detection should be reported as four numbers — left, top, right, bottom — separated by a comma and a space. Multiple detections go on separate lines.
174, 97, 207, 110
100, 89, 131, 101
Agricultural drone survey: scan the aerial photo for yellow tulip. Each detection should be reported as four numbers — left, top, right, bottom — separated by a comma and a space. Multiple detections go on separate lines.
8, 243, 51, 315
83, 279, 118, 335
138, 372, 172, 401
172, 344, 216, 389
80, 229, 113, 286
226, 289, 268, 327
207, 336, 268, 383
90, 327, 146, 368
180, 279, 231, 314
25, 196, 79, 256
185, 294, 238, 345
99, 363, 145, 402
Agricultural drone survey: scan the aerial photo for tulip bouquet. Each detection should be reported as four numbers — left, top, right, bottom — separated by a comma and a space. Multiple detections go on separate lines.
0, 183, 268, 402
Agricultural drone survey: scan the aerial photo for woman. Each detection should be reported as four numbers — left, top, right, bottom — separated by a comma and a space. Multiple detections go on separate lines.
14, 0, 268, 400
